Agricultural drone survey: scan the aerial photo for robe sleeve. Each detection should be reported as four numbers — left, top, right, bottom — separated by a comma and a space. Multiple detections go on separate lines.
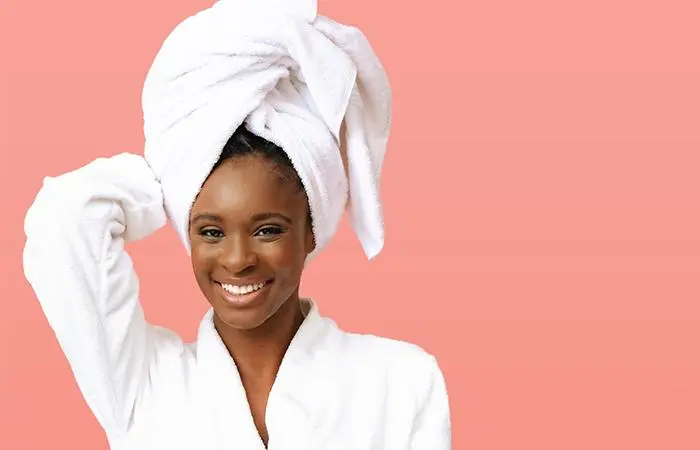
22, 153, 167, 438
409, 355, 452, 450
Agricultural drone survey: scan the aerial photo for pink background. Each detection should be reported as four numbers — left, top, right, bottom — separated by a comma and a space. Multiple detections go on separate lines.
1, 0, 699, 448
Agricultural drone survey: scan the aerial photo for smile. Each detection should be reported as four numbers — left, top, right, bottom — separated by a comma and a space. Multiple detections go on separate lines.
214, 278, 273, 307
219, 280, 268, 295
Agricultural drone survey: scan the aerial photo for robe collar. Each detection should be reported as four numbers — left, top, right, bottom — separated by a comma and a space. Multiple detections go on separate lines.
192, 299, 341, 449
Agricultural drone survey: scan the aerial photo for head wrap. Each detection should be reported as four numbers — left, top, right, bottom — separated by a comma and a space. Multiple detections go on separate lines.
142, 0, 391, 260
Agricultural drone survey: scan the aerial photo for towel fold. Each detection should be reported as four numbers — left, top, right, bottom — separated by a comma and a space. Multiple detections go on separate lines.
142, 0, 392, 260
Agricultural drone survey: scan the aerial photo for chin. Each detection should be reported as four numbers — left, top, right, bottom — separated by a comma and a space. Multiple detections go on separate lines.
207, 281, 292, 331
213, 306, 273, 331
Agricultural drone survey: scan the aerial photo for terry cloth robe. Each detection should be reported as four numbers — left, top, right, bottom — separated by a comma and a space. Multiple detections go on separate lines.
22, 153, 452, 449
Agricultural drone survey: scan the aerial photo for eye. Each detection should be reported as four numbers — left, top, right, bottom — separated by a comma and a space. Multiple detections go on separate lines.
255, 226, 285, 238
199, 228, 224, 240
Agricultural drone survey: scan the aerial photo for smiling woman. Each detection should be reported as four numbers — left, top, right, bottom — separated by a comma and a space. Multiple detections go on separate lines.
186, 127, 320, 443
189, 127, 314, 334
21, 0, 452, 449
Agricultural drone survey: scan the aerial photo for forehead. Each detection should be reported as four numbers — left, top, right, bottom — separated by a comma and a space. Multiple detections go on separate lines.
192, 155, 305, 214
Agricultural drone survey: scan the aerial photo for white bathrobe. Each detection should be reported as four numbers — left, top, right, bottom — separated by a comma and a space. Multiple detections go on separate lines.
22, 153, 451, 449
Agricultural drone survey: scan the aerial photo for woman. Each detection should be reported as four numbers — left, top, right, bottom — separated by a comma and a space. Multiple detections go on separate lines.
23, 1, 451, 449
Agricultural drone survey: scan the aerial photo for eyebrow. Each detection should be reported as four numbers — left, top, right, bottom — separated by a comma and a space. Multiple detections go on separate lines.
251, 212, 293, 225
190, 212, 293, 226
190, 213, 222, 225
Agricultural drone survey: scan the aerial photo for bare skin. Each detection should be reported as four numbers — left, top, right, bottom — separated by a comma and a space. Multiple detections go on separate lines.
188, 154, 314, 446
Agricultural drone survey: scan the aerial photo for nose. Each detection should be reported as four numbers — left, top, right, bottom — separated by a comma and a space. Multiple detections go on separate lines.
219, 234, 258, 274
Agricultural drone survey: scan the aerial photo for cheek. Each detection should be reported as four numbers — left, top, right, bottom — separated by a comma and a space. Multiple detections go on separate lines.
190, 242, 217, 277
262, 233, 308, 272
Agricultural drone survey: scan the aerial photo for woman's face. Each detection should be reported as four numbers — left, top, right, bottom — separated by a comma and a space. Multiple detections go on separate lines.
188, 154, 314, 331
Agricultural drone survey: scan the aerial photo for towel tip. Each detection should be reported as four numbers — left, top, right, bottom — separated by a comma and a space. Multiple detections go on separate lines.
364, 241, 384, 261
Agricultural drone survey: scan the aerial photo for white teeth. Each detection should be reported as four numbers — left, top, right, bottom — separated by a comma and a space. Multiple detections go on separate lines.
220, 281, 266, 295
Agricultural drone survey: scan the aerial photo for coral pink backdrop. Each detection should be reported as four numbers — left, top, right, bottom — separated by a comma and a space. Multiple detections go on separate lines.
1, 0, 698, 448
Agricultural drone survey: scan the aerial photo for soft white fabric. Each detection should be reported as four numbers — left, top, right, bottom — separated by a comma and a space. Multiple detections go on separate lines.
23, 154, 451, 449
142, 0, 391, 261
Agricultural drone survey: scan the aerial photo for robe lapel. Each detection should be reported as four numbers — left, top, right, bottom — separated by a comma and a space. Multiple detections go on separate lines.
193, 308, 266, 450
192, 299, 339, 450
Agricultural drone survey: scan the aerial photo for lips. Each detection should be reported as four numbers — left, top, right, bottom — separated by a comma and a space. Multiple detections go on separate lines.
214, 278, 273, 306
219, 280, 267, 295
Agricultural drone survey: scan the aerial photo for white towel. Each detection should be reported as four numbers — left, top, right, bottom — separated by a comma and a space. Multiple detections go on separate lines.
142, 0, 392, 260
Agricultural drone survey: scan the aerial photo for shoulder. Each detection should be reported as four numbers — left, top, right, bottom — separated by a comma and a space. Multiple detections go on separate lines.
328, 325, 446, 400
339, 330, 438, 369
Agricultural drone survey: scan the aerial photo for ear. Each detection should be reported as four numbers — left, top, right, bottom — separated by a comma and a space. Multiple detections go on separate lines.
305, 223, 316, 254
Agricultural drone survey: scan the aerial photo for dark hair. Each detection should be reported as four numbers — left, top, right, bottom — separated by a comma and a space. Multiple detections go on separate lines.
211, 125, 312, 227
212, 125, 304, 192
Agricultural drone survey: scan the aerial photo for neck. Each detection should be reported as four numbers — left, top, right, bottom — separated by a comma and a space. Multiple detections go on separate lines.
214, 296, 305, 383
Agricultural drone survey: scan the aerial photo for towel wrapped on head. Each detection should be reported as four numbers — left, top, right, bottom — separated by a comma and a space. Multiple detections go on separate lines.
142, 0, 392, 261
